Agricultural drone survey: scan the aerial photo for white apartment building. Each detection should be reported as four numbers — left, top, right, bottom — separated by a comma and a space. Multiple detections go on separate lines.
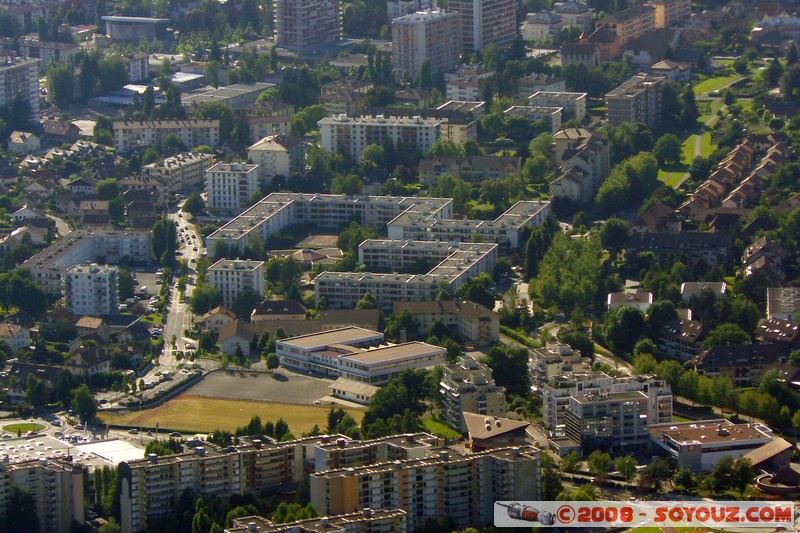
206, 162, 260, 213
542, 371, 672, 438
208, 259, 265, 309
440, 356, 507, 432
64, 263, 119, 316
0, 57, 40, 120
605, 74, 665, 129
529, 343, 584, 394
387, 200, 551, 248
388, 0, 430, 19
207, 193, 454, 256
18, 40, 79, 72
318, 114, 441, 161
22, 229, 152, 295
564, 391, 653, 452
277, 327, 446, 385
274, 0, 342, 48
528, 91, 587, 121
767, 287, 800, 322
311, 446, 541, 531
0, 458, 84, 533
393, 299, 500, 344
520, 11, 563, 42
553, 0, 594, 31
449, 0, 517, 51
247, 133, 305, 185
123, 51, 150, 82
142, 152, 214, 193
391, 9, 461, 81
504, 106, 563, 132
112, 119, 220, 153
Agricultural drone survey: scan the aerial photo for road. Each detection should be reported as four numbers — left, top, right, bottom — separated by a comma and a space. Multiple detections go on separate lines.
46, 214, 71, 237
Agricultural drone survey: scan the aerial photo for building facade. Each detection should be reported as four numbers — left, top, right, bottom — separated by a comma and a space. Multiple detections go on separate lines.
0, 57, 39, 121
528, 91, 587, 121
596, 5, 656, 45
274, 0, 341, 48
319, 114, 441, 161
393, 299, 499, 344
206, 162, 260, 213
440, 356, 506, 432
604, 74, 665, 128
391, 9, 461, 82
208, 259, 265, 309
449, 0, 517, 51
113, 120, 220, 152
142, 152, 215, 193
310, 446, 541, 531
247, 134, 305, 186
63, 263, 119, 316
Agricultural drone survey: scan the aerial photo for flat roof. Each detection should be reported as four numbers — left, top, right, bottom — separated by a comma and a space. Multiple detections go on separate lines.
650, 420, 772, 445
341, 341, 445, 365
278, 327, 382, 350
101, 16, 170, 23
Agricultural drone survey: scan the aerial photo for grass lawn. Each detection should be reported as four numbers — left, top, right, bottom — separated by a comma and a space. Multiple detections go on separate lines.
422, 417, 462, 440
98, 394, 364, 435
3, 422, 45, 433
142, 313, 162, 325
700, 130, 716, 157
672, 414, 693, 423
658, 168, 687, 188
693, 74, 742, 96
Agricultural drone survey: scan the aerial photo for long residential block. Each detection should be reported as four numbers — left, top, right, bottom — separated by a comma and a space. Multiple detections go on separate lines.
310, 446, 541, 531
113, 119, 220, 152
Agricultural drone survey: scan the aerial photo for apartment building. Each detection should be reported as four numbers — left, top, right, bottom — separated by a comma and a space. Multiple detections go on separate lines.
120, 447, 243, 533
504, 105, 563, 132
0, 458, 84, 533
319, 79, 373, 116
528, 91, 587, 121
564, 390, 652, 452
394, 299, 499, 344
310, 446, 541, 531
449, 0, 517, 51
542, 371, 672, 438
561, 42, 600, 68
246, 103, 294, 140
18, 39, 79, 72
388, 0, 431, 18
63, 263, 119, 316
647, 0, 691, 29
518, 74, 567, 98
208, 259, 265, 309
554, 0, 594, 31
419, 155, 521, 185
122, 51, 150, 82
319, 114, 441, 161
604, 73, 665, 129
141, 152, 214, 193
274, 0, 341, 48
439, 356, 507, 432
445, 76, 490, 100
596, 5, 656, 45
529, 343, 584, 394
22, 228, 153, 295
247, 134, 305, 186
520, 11, 563, 43
206, 162, 260, 213
227, 510, 408, 533
207, 193, 453, 256
392, 9, 461, 82
363, 106, 478, 144
659, 318, 709, 361
112, 119, 220, 152
0, 57, 40, 120
277, 327, 445, 385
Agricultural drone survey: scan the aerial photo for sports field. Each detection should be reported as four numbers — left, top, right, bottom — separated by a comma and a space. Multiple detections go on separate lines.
99, 394, 364, 435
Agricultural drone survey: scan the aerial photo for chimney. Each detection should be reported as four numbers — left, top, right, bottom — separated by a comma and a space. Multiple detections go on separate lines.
195, 447, 206, 456
247, 523, 257, 532
147, 453, 158, 463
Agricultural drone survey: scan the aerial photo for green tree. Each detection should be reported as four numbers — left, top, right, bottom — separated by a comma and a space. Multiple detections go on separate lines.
47, 64, 74, 106
190, 285, 221, 315
615, 455, 637, 483
709, 455, 734, 495
418, 58, 432, 89
605, 306, 646, 354
703, 323, 750, 350
108, 197, 125, 224
674, 468, 697, 492
4, 486, 39, 533
587, 450, 612, 477
356, 291, 378, 310
266, 353, 279, 373
427, 138, 465, 158
96, 178, 120, 200
233, 289, 262, 318
72, 384, 97, 423
151, 218, 178, 265
25, 374, 46, 410
561, 450, 580, 473
481, 345, 530, 396
541, 454, 563, 500
598, 217, 630, 259
182, 192, 205, 217
653, 134, 682, 166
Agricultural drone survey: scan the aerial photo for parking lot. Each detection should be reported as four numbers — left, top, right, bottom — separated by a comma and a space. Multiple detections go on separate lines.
188, 370, 333, 404
0, 432, 125, 470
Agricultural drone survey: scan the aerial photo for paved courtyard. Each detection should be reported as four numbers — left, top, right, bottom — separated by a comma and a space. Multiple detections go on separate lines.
187, 369, 334, 404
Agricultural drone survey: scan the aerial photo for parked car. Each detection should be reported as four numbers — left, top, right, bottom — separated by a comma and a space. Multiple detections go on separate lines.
128, 428, 139, 434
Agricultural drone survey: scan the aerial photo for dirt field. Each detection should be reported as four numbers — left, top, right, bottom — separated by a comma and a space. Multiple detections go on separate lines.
296, 234, 339, 248
99, 394, 364, 435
